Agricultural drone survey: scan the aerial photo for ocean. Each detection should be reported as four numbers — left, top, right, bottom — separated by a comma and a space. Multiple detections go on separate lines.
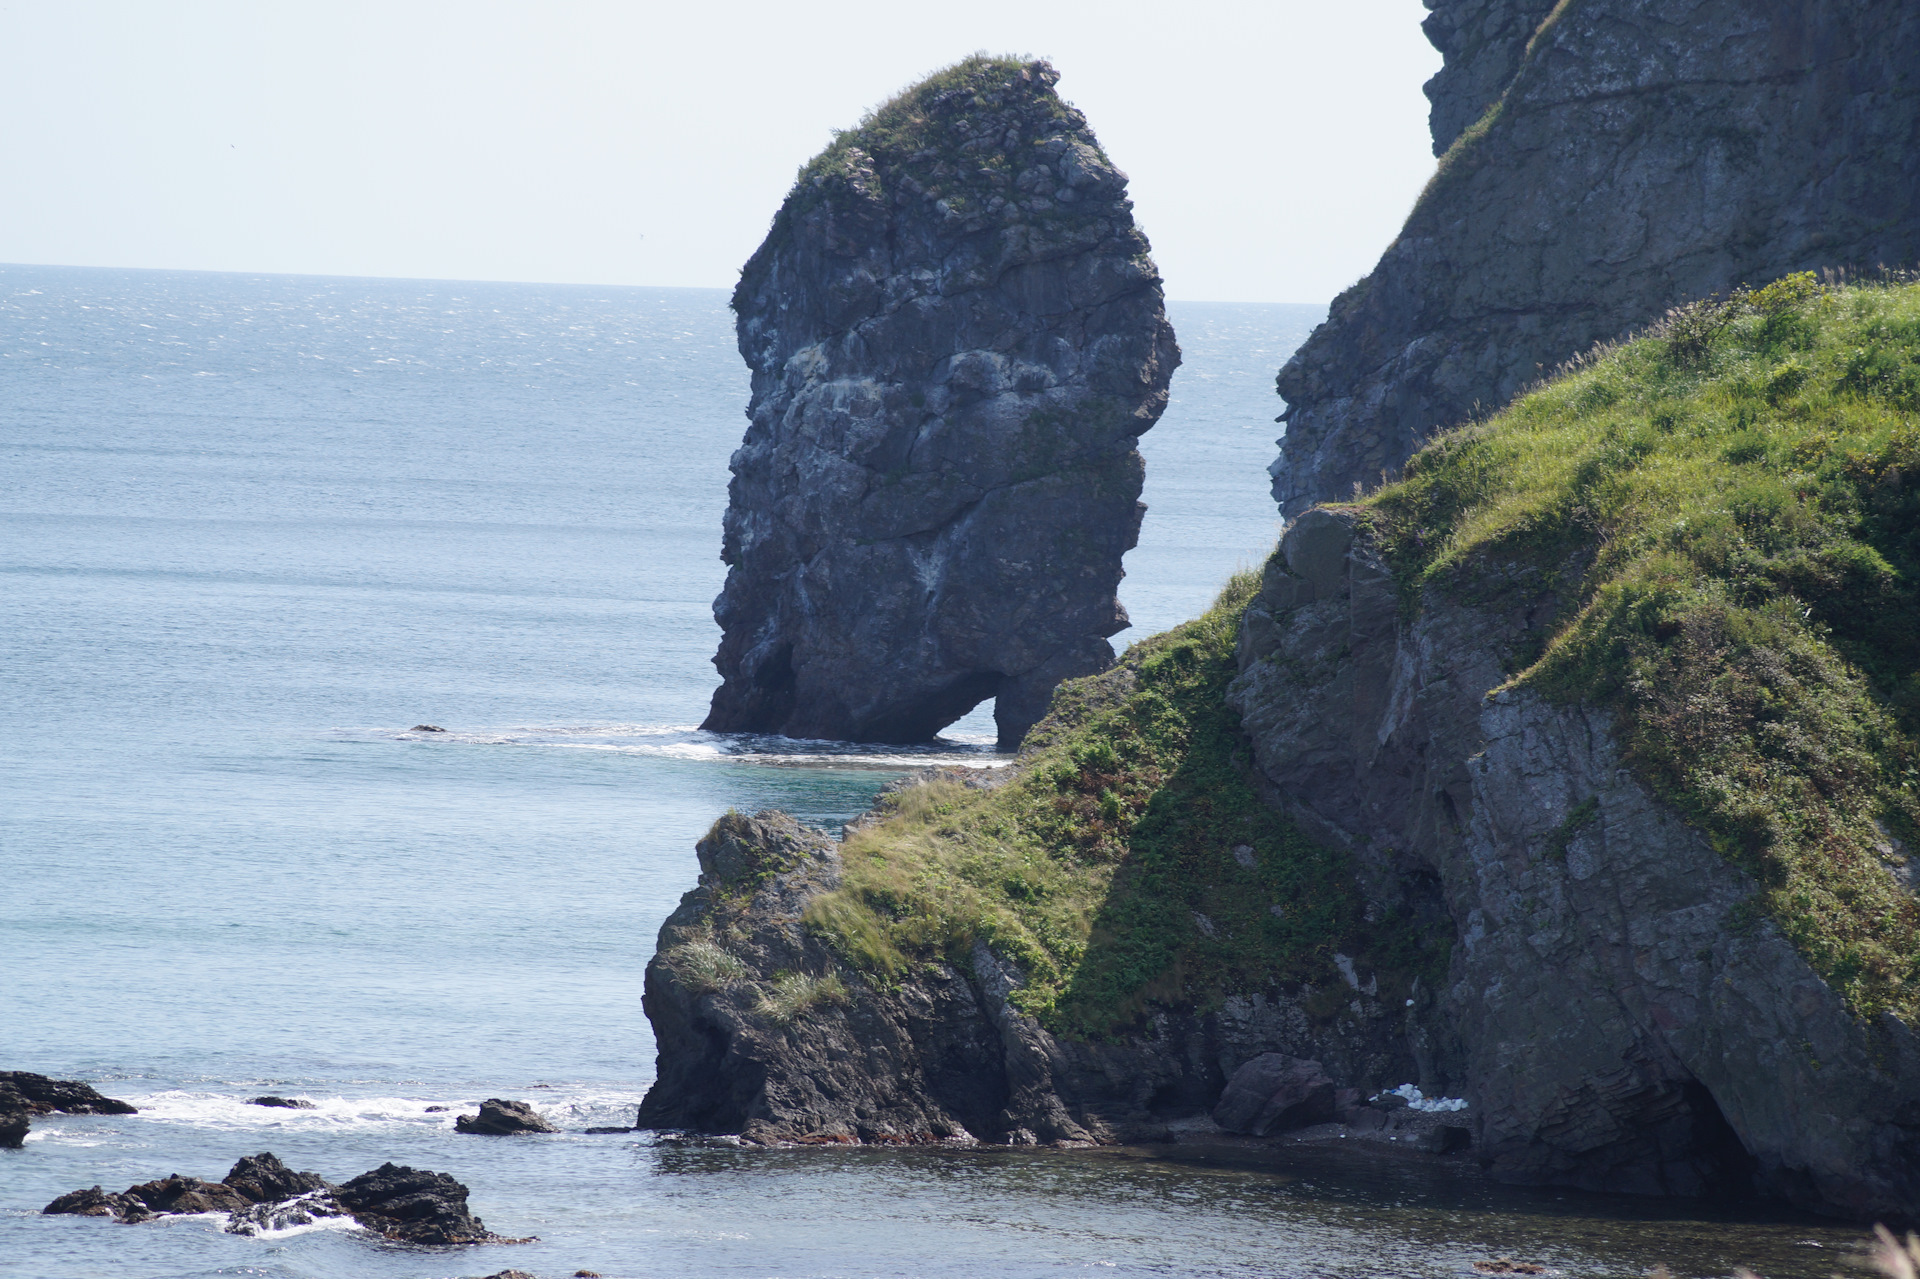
0, 263, 1855, 1278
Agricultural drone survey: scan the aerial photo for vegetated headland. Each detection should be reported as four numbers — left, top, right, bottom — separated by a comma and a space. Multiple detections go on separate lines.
644, 0, 1920, 1231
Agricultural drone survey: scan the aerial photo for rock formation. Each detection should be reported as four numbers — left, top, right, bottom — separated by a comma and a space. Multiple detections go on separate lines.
455, 1097, 556, 1135
0, 1071, 137, 1114
639, 777, 1417, 1146
1270, 0, 1920, 515
1228, 508, 1920, 1216
45, 1152, 508, 1246
702, 56, 1179, 749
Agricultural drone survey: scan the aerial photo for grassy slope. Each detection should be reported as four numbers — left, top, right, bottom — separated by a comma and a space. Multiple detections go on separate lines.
807, 274, 1920, 1034
1371, 275, 1920, 1022
803, 576, 1444, 1040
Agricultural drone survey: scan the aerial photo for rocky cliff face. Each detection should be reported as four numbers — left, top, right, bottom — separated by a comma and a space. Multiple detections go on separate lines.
1228, 509, 1920, 1218
703, 57, 1178, 748
1271, 0, 1920, 515
638, 799, 1419, 1146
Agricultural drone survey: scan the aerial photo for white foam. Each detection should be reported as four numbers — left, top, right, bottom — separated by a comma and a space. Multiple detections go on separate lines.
125, 1090, 459, 1130
1380, 1083, 1469, 1113
336, 722, 1011, 770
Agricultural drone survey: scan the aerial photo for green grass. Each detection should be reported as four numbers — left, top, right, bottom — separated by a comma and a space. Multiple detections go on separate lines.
1370, 274, 1920, 1022
762, 54, 1105, 242
803, 574, 1448, 1039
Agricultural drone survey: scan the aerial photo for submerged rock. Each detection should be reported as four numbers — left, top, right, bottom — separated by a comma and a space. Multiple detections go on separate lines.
702, 55, 1179, 750
246, 1095, 315, 1109
1270, 0, 1920, 514
454, 1098, 556, 1135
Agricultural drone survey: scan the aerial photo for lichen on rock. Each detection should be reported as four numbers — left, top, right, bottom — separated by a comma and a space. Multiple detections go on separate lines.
703, 55, 1179, 749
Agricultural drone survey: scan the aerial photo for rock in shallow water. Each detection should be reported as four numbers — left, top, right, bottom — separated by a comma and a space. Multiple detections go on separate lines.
246, 1094, 315, 1109
0, 1071, 137, 1114
44, 1152, 509, 1246
702, 55, 1179, 750
454, 1098, 556, 1135
0, 1111, 27, 1147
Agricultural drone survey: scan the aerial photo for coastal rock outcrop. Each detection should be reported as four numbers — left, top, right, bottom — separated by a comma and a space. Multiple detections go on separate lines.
1271, 0, 1920, 515
1228, 508, 1920, 1217
702, 56, 1179, 749
44, 1152, 507, 1245
638, 786, 1418, 1144
455, 1098, 556, 1135
0, 1071, 137, 1114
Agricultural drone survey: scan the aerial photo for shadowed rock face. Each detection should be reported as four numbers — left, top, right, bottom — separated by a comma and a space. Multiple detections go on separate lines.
1228, 509, 1920, 1219
703, 57, 1179, 749
1271, 0, 1920, 516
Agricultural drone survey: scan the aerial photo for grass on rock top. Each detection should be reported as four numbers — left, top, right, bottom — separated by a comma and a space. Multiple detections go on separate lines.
768, 53, 1107, 237
1371, 274, 1920, 1022
802, 575, 1444, 1041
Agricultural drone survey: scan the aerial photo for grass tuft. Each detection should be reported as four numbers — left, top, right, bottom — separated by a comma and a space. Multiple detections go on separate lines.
756, 971, 851, 1026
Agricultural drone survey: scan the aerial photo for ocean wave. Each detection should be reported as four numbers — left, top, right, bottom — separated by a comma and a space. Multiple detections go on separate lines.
112, 1087, 646, 1133
333, 722, 1010, 769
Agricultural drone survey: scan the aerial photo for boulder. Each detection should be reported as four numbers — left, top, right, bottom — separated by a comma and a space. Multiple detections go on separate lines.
1212, 1055, 1337, 1136
246, 1095, 315, 1109
454, 1098, 555, 1135
0, 1071, 136, 1114
702, 55, 1179, 750
121, 1174, 250, 1215
42, 1186, 135, 1217
0, 1110, 27, 1147
222, 1152, 331, 1203
332, 1161, 498, 1245
43, 1152, 503, 1246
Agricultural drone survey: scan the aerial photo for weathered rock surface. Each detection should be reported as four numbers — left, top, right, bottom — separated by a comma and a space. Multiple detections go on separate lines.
455, 1098, 556, 1135
333, 1162, 500, 1245
0, 1071, 137, 1114
223, 1151, 330, 1203
702, 57, 1179, 749
1211, 1054, 1336, 1136
1271, 0, 1920, 515
44, 1152, 505, 1246
1227, 507, 1920, 1218
638, 805, 1417, 1146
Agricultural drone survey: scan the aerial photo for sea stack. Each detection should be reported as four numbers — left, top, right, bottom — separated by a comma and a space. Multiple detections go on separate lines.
702, 56, 1179, 749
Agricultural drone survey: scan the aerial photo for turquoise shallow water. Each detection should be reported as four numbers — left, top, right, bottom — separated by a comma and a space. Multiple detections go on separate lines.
0, 264, 1862, 1277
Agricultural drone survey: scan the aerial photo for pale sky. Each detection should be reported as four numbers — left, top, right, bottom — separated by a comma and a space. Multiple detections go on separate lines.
0, 1, 1442, 303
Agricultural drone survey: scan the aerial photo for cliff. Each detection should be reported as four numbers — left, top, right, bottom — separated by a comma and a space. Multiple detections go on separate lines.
702, 56, 1179, 748
1271, 0, 1920, 516
642, 279, 1920, 1221
641, 585, 1447, 1145
1234, 277, 1920, 1217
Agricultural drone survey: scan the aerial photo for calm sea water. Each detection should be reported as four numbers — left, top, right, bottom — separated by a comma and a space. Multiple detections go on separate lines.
0, 264, 1859, 1278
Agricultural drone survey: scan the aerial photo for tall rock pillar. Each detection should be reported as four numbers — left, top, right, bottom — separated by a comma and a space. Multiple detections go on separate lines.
701, 57, 1179, 749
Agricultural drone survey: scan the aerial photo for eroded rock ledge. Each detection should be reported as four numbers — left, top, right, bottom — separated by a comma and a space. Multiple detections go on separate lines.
702, 56, 1179, 749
